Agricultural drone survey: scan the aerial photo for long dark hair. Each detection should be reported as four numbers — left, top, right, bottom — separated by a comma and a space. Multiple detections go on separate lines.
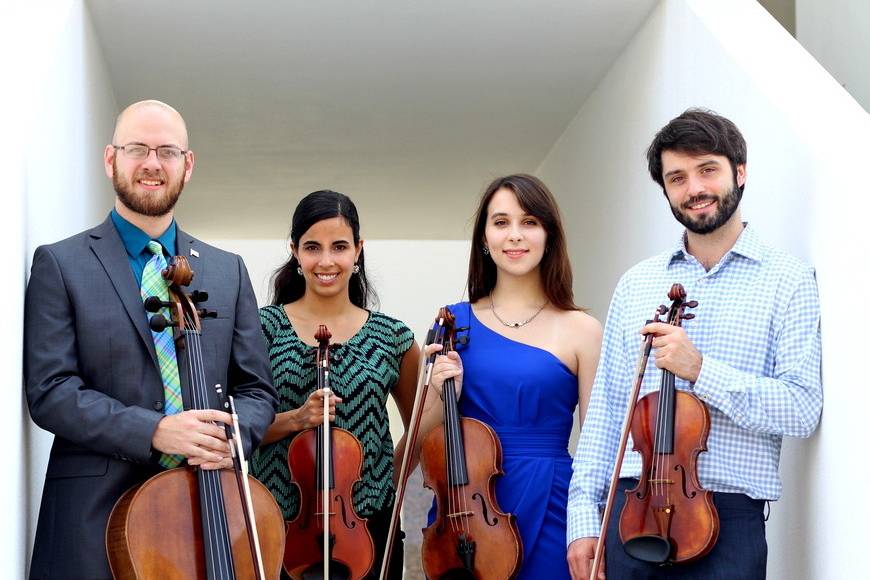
467, 174, 578, 311
270, 190, 375, 308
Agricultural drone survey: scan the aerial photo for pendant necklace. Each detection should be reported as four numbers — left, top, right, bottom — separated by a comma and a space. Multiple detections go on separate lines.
490, 296, 549, 328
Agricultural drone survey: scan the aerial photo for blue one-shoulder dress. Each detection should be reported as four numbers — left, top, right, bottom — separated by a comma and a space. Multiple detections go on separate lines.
429, 302, 578, 579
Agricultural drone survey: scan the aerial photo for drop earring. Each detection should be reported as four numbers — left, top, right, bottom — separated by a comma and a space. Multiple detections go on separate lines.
297, 267, 303, 275
353, 264, 360, 274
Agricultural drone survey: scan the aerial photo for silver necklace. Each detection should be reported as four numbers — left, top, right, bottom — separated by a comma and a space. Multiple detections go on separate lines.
490, 297, 549, 328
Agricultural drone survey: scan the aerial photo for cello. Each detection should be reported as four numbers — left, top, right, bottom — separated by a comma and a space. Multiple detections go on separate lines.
419, 307, 522, 579
590, 283, 719, 578
283, 325, 375, 580
105, 254, 286, 579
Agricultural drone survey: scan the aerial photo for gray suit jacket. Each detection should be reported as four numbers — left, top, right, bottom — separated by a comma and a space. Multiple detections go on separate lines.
24, 215, 277, 579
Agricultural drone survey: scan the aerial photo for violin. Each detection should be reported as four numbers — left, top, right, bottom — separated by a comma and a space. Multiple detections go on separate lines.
419, 307, 522, 579
590, 284, 718, 578
106, 255, 286, 579
283, 325, 375, 580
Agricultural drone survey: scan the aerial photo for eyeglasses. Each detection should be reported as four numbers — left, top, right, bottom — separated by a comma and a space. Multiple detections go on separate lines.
113, 143, 188, 162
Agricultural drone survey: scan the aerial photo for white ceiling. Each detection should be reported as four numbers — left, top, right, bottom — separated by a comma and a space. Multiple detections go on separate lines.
87, 0, 656, 239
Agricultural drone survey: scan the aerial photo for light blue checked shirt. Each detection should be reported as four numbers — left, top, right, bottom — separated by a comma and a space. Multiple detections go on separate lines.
567, 224, 822, 543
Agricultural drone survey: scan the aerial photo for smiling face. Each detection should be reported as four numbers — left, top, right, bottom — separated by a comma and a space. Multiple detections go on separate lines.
483, 187, 547, 279
292, 216, 363, 301
661, 150, 745, 235
105, 103, 193, 217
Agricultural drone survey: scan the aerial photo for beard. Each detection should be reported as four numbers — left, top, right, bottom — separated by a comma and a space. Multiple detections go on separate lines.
113, 159, 184, 217
669, 182, 743, 235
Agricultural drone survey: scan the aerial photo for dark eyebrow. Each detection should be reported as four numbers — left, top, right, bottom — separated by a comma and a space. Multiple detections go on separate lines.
489, 212, 535, 220
664, 159, 721, 180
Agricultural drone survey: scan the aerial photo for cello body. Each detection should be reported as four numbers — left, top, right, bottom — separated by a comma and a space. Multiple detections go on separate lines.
106, 467, 285, 579
105, 255, 285, 579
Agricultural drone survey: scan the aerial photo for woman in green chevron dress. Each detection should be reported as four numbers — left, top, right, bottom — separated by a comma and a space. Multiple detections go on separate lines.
251, 189, 420, 579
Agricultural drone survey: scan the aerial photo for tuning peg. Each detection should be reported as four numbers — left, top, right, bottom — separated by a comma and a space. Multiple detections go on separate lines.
681, 313, 695, 320
191, 290, 209, 304
686, 300, 699, 308
197, 308, 218, 319
144, 296, 172, 313
148, 313, 177, 332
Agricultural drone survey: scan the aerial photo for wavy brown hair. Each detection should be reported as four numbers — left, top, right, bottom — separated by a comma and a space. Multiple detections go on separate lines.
467, 174, 579, 311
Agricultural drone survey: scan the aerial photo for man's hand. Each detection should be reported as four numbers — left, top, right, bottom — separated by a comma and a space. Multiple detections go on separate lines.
567, 537, 604, 580
152, 409, 233, 470
642, 322, 702, 383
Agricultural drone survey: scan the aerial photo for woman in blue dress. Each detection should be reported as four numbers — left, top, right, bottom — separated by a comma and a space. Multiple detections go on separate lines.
421, 174, 602, 579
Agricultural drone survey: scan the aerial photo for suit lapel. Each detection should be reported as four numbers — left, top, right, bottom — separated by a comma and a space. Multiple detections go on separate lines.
176, 228, 206, 293
89, 217, 160, 369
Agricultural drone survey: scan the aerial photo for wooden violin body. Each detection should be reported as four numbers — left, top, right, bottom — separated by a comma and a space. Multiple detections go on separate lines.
282, 324, 375, 580
284, 426, 375, 579
615, 284, 719, 565
420, 417, 522, 580
418, 308, 522, 580
107, 467, 285, 579
619, 389, 719, 563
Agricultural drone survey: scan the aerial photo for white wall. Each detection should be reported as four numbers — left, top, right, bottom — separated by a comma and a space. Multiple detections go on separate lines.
17, 0, 118, 574
797, 0, 870, 113
537, 1, 869, 578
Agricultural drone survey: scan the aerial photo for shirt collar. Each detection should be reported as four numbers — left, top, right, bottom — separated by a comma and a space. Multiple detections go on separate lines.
110, 209, 177, 258
668, 222, 764, 266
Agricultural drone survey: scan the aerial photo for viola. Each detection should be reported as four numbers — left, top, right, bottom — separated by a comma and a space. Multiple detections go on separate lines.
590, 283, 718, 578
419, 307, 522, 579
283, 325, 375, 580
106, 255, 285, 580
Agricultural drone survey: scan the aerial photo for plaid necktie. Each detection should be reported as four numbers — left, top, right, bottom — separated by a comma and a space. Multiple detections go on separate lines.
141, 241, 184, 468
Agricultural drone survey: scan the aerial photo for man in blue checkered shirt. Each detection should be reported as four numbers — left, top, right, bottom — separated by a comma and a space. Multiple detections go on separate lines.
566, 109, 822, 580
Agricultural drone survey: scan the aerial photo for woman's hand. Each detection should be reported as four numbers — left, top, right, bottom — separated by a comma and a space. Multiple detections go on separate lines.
293, 388, 343, 431
425, 343, 463, 400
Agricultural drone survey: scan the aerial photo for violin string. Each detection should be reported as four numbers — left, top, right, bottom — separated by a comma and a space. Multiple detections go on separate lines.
184, 311, 235, 579
438, 322, 460, 536
444, 322, 470, 537
653, 310, 668, 509
321, 342, 332, 575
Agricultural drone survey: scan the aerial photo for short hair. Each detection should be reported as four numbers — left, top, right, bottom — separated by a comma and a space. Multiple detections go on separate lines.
646, 108, 746, 189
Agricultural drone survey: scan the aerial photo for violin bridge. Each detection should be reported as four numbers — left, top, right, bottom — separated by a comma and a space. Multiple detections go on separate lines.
649, 479, 674, 484
446, 511, 474, 519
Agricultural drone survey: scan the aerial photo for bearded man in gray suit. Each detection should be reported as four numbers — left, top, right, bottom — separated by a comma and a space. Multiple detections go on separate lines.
24, 100, 277, 579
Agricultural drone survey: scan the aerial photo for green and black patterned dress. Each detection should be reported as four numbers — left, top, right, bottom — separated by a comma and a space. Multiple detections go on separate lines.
251, 304, 414, 522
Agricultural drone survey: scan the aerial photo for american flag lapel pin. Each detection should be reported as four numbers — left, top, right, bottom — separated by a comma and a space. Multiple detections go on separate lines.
190, 248, 200, 258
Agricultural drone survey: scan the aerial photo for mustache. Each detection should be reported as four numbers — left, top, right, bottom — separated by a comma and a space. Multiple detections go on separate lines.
135, 169, 167, 180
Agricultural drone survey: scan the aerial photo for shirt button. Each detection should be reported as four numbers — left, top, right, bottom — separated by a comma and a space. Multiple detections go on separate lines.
153, 400, 164, 411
